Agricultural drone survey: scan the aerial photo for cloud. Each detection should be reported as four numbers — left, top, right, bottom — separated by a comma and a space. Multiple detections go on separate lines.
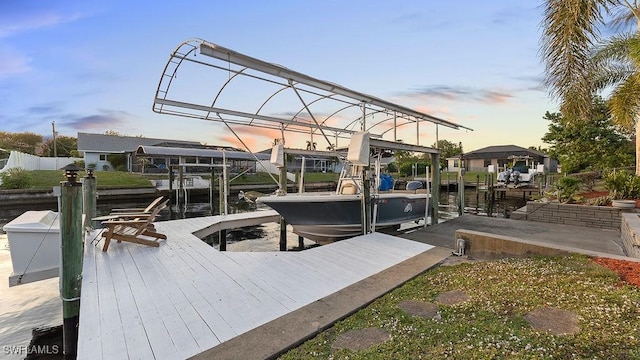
490, 5, 540, 32
388, 11, 451, 33
26, 103, 62, 115
0, 48, 30, 78
217, 125, 285, 152
0, 8, 88, 78
510, 75, 546, 92
400, 85, 514, 104
62, 110, 130, 130
0, 11, 84, 38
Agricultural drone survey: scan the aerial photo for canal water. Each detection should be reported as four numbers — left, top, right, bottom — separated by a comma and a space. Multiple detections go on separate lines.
0, 188, 526, 251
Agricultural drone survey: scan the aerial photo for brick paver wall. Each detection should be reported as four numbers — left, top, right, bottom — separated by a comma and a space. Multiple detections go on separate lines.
523, 201, 624, 231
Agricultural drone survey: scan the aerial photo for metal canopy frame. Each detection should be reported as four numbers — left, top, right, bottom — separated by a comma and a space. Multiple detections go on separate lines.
153, 38, 472, 152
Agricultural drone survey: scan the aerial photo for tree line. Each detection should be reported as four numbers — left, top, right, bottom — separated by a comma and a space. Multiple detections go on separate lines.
0, 132, 78, 158
1, 106, 633, 177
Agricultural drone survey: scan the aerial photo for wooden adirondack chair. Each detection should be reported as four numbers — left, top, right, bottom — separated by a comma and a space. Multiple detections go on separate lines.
101, 202, 167, 252
92, 198, 168, 225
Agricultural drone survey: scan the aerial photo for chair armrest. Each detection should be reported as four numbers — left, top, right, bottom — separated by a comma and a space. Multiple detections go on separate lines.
93, 213, 153, 221
102, 219, 149, 225
111, 207, 146, 212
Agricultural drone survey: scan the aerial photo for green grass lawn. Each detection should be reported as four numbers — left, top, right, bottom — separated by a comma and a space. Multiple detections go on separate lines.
280, 255, 640, 359
27, 170, 155, 189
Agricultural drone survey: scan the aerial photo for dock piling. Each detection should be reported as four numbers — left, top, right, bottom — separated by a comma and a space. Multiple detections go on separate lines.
430, 153, 440, 225
82, 169, 96, 231
168, 165, 174, 205
475, 174, 480, 214
279, 165, 287, 251
178, 165, 184, 206
60, 164, 83, 358
457, 168, 465, 216
219, 230, 227, 251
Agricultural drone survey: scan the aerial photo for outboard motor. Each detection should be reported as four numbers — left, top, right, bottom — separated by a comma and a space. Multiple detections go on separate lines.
512, 170, 521, 185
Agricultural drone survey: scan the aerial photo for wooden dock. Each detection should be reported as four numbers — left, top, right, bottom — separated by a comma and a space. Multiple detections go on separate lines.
78, 215, 434, 359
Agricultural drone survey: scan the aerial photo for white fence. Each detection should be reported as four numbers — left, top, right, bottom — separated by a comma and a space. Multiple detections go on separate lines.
0, 151, 81, 174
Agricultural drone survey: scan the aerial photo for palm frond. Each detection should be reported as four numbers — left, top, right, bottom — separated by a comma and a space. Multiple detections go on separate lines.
609, 0, 639, 30
591, 32, 638, 89
591, 61, 635, 89
541, 0, 612, 117
608, 72, 640, 130
592, 32, 637, 62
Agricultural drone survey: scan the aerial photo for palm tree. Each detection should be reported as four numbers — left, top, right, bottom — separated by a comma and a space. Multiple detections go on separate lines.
541, 0, 640, 174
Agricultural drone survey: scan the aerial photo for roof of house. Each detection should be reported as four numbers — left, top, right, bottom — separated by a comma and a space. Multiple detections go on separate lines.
136, 146, 269, 161
77, 132, 241, 153
77, 132, 201, 153
455, 145, 547, 160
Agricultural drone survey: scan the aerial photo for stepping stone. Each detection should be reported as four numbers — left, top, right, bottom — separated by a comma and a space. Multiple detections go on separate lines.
436, 290, 469, 305
332, 327, 391, 351
398, 300, 440, 319
524, 307, 580, 335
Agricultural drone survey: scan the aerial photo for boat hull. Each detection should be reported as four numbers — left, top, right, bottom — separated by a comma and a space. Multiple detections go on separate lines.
258, 193, 427, 243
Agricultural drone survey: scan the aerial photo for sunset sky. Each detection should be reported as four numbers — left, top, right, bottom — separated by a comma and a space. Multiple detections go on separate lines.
0, 1, 556, 153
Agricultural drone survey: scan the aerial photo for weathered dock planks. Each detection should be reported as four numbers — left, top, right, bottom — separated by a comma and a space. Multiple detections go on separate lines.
78, 215, 434, 359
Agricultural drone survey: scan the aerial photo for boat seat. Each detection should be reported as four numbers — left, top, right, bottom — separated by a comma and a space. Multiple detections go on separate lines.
340, 180, 358, 195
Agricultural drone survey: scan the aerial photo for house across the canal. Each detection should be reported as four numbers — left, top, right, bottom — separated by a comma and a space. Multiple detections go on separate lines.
446, 145, 558, 173
76, 132, 265, 173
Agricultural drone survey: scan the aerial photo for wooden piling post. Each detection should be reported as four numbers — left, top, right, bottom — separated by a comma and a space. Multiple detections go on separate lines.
475, 174, 480, 214
60, 164, 83, 357
457, 168, 465, 216
219, 230, 227, 251
168, 165, 174, 205
178, 165, 184, 206
430, 153, 440, 225
298, 235, 304, 250
279, 165, 288, 251
82, 169, 96, 231
218, 174, 224, 215
362, 173, 372, 234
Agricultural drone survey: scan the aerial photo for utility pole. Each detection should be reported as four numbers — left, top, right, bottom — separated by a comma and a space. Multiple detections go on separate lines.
52, 121, 58, 169
52, 121, 57, 158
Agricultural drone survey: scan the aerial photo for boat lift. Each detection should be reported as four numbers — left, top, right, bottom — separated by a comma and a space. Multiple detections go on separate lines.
152, 38, 473, 228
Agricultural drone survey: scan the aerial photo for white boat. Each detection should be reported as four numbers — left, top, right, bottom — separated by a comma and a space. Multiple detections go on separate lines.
258, 133, 430, 244
496, 155, 539, 188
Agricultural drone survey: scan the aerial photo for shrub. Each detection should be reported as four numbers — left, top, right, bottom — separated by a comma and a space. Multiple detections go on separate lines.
552, 176, 582, 203
0, 167, 32, 189
572, 171, 599, 191
603, 170, 640, 199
